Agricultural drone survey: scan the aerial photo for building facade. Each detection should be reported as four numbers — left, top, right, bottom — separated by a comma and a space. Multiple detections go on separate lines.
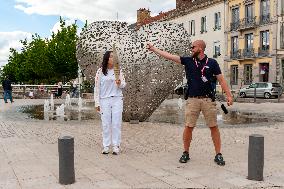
137, 0, 227, 75
277, 0, 284, 84
225, 0, 283, 89
136, 0, 284, 88
164, 0, 226, 74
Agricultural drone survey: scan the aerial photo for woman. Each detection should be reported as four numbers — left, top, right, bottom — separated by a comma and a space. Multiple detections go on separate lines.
94, 51, 126, 155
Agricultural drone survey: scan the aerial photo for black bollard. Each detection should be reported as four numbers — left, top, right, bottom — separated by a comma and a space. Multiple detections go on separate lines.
58, 136, 75, 185
248, 134, 264, 181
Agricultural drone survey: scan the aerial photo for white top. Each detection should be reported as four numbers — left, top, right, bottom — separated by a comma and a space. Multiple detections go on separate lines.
94, 68, 126, 107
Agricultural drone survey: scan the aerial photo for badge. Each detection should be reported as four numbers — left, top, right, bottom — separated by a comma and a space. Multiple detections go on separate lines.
201, 76, 208, 82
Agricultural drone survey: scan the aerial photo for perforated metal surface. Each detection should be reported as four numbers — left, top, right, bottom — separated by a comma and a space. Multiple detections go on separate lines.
76, 21, 190, 121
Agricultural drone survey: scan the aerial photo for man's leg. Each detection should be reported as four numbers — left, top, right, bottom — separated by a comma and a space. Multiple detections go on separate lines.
180, 98, 200, 163
4, 90, 8, 103
183, 126, 194, 152
8, 90, 13, 102
210, 126, 221, 154
202, 98, 225, 165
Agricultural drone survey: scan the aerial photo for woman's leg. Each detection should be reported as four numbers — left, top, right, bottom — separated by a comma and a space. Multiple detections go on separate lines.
100, 98, 112, 148
111, 97, 123, 147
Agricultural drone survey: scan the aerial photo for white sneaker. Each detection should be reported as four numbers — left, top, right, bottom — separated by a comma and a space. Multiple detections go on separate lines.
102, 146, 110, 154
112, 146, 120, 155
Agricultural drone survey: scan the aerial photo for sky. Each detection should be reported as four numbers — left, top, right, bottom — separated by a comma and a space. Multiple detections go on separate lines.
0, 0, 176, 67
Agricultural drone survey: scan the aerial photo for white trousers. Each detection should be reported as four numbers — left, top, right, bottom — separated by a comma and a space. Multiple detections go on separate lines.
100, 96, 123, 148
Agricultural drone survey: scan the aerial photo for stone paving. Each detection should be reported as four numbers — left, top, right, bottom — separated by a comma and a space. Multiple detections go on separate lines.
0, 99, 284, 188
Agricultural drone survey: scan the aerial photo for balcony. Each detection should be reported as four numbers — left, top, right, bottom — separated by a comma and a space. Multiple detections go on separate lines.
230, 49, 242, 59
243, 48, 255, 58
230, 21, 240, 31
240, 17, 257, 30
258, 47, 270, 57
259, 14, 270, 25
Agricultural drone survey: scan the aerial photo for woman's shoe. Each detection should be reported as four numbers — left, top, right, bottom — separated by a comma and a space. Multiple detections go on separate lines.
112, 146, 120, 155
102, 146, 110, 154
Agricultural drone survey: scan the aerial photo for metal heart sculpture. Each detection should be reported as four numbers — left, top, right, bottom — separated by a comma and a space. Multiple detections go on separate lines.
76, 21, 190, 121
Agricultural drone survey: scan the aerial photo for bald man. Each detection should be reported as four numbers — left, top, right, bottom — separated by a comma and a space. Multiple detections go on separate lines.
147, 40, 233, 166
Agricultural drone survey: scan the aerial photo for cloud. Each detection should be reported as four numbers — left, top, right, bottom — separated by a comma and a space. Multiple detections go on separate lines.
50, 19, 77, 34
14, 0, 176, 23
0, 31, 32, 67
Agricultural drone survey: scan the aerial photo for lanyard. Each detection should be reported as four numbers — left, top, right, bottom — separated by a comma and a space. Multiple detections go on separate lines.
194, 58, 208, 76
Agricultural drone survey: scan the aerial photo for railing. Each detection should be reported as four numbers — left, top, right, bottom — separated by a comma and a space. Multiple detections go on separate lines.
230, 49, 242, 59
230, 20, 240, 31
259, 14, 270, 25
0, 85, 72, 99
240, 17, 257, 30
243, 48, 255, 58
258, 47, 270, 57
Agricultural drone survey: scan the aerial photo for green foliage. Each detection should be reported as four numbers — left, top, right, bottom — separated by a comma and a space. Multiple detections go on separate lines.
81, 80, 93, 93
2, 17, 79, 84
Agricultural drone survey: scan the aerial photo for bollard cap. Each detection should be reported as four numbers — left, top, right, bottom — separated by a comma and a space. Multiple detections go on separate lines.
59, 136, 74, 140
249, 134, 264, 138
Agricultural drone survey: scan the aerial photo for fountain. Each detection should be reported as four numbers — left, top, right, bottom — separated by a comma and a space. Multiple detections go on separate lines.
50, 94, 54, 111
43, 99, 50, 121
56, 104, 65, 121
65, 94, 71, 106
44, 99, 50, 112
78, 97, 82, 112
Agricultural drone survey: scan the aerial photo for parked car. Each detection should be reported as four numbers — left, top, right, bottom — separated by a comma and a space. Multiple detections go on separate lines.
239, 82, 283, 99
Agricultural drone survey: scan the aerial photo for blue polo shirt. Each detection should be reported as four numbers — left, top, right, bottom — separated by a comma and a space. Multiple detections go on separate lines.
180, 55, 221, 97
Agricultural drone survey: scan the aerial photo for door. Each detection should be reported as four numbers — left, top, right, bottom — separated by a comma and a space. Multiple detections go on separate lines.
246, 83, 257, 97
256, 83, 267, 97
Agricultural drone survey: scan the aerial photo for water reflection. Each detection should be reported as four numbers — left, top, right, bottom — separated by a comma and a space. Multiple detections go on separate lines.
20, 102, 99, 121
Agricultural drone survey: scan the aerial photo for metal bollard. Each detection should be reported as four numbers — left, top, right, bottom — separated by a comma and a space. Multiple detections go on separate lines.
58, 136, 75, 185
248, 134, 264, 181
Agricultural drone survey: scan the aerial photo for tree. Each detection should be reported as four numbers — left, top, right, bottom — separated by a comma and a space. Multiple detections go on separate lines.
2, 17, 79, 84
47, 17, 78, 82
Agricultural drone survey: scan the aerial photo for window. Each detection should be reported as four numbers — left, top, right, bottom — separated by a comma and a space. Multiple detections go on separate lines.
260, 63, 269, 82
245, 33, 253, 49
231, 36, 238, 52
230, 65, 238, 85
244, 64, 253, 85
231, 7, 239, 23
201, 16, 207, 33
260, 0, 270, 16
260, 30, 269, 50
189, 20, 195, 36
231, 7, 240, 31
245, 4, 253, 20
258, 83, 268, 88
231, 36, 239, 58
214, 12, 221, 30
213, 42, 220, 58
260, 0, 270, 24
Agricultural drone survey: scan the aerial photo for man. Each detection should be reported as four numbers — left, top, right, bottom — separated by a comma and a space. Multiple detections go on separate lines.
2, 76, 13, 103
147, 40, 233, 166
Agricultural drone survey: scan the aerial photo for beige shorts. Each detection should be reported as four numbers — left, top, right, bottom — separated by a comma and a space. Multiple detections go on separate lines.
185, 97, 217, 127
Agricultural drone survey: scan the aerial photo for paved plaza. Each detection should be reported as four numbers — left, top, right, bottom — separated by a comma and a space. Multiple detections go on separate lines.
0, 99, 284, 189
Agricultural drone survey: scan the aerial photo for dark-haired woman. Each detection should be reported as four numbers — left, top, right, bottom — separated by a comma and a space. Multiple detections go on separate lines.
94, 51, 126, 155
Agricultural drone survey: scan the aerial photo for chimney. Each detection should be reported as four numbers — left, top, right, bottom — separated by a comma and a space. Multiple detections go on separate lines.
137, 8, 151, 23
